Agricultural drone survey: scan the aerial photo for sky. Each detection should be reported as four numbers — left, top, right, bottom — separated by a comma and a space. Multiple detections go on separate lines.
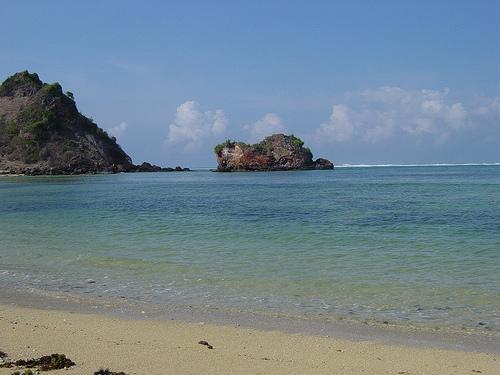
1, 0, 499, 166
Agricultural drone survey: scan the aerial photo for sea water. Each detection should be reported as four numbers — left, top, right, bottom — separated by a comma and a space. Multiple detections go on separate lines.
0, 165, 499, 337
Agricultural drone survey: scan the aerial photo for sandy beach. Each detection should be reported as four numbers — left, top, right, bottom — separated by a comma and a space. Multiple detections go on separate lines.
0, 303, 498, 375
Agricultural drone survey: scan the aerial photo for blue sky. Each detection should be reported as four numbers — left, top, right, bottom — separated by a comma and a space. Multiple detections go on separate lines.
1, 1, 499, 166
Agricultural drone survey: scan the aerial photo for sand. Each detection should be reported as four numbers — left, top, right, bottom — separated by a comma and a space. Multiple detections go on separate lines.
0, 303, 498, 375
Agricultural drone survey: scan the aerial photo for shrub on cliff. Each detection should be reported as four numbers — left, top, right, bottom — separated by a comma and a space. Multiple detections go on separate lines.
214, 133, 333, 171
289, 134, 304, 148
0, 71, 134, 174
214, 139, 235, 154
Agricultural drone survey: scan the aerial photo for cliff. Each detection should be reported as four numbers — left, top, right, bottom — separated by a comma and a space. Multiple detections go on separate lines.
0, 71, 189, 175
214, 134, 333, 172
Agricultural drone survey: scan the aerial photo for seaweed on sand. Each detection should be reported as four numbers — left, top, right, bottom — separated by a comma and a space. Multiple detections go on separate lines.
11, 370, 35, 375
94, 369, 127, 375
0, 353, 75, 371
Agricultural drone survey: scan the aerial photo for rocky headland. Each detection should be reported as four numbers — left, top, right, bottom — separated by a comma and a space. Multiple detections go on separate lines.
0, 71, 188, 175
214, 133, 333, 172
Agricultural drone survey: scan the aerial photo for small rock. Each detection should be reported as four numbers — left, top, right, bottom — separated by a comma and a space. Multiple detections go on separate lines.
198, 340, 214, 349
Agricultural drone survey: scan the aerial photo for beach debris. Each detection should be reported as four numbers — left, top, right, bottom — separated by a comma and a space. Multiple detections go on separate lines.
198, 340, 214, 349
10, 370, 35, 375
0, 353, 75, 371
261, 357, 270, 361
94, 368, 127, 375
87, 279, 96, 284
0, 350, 7, 359
471, 370, 482, 373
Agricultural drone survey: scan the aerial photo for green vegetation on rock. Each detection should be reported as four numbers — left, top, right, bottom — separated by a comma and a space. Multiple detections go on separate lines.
40, 82, 62, 98
0, 71, 42, 97
5, 120, 18, 138
0, 71, 133, 174
214, 133, 333, 171
289, 134, 304, 148
214, 139, 236, 154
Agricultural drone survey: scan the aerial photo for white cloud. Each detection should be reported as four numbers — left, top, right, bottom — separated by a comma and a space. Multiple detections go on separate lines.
445, 103, 467, 129
359, 86, 412, 105
166, 101, 228, 150
363, 111, 395, 142
108, 122, 128, 138
315, 87, 473, 144
476, 97, 500, 117
315, 105, 354, 142
244, 113, 286, 141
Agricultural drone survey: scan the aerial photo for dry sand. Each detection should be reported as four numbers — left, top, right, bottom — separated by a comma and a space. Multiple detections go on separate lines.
0, 303, 498, 375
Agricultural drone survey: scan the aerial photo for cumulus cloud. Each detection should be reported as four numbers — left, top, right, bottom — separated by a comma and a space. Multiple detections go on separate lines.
315, 105, 354, 142
107, 122, 128, 138
244, 113, 286, 141
166, 101, 228, 150
476, 97, 500, 117
315, 87, 474, 144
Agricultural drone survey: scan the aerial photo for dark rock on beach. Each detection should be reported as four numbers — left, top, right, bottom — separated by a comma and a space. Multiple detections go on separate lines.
214, 133, 333, 172
0, 71, 189, 175
198, 340, 214, 349
94, 369, 127, 375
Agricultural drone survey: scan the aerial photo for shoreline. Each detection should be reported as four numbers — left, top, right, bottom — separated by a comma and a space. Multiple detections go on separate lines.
0, 300, 499, 374
1, 162, 499, 177
0, 286, 498, 356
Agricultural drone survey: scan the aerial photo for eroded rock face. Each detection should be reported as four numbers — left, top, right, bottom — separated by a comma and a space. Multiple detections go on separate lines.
214, 134, 333, 172
0, 71, 134, 175
0, 71, 190, 175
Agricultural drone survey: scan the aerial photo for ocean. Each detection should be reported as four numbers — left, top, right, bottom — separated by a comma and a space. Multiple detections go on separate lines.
1, 165, 499, 338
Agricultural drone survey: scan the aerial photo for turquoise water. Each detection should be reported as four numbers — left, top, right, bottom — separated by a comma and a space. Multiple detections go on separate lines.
1, 165, 499, 336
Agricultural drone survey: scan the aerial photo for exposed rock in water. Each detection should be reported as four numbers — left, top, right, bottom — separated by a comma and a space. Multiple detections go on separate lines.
214, 134, 333, 172
0, 71, 189, 175
133, 162, 190, 173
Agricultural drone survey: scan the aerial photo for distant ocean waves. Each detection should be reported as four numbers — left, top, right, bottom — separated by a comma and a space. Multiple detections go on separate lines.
336, 162, 500, 167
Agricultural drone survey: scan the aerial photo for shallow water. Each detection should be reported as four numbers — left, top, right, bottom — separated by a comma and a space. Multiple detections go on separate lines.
1, 165, 499, 337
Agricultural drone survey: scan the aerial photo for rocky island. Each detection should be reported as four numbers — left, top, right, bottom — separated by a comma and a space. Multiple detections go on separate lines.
0, 71, 188, 175
214, 133, 333, 172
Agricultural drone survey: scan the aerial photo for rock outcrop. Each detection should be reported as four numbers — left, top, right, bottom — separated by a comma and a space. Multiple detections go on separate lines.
133, 162, 190, 172
214, 134, 333, 172
0, 71, 188, 175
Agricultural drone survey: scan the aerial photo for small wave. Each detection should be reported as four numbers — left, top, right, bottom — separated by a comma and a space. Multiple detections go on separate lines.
336, 163, 500, 168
